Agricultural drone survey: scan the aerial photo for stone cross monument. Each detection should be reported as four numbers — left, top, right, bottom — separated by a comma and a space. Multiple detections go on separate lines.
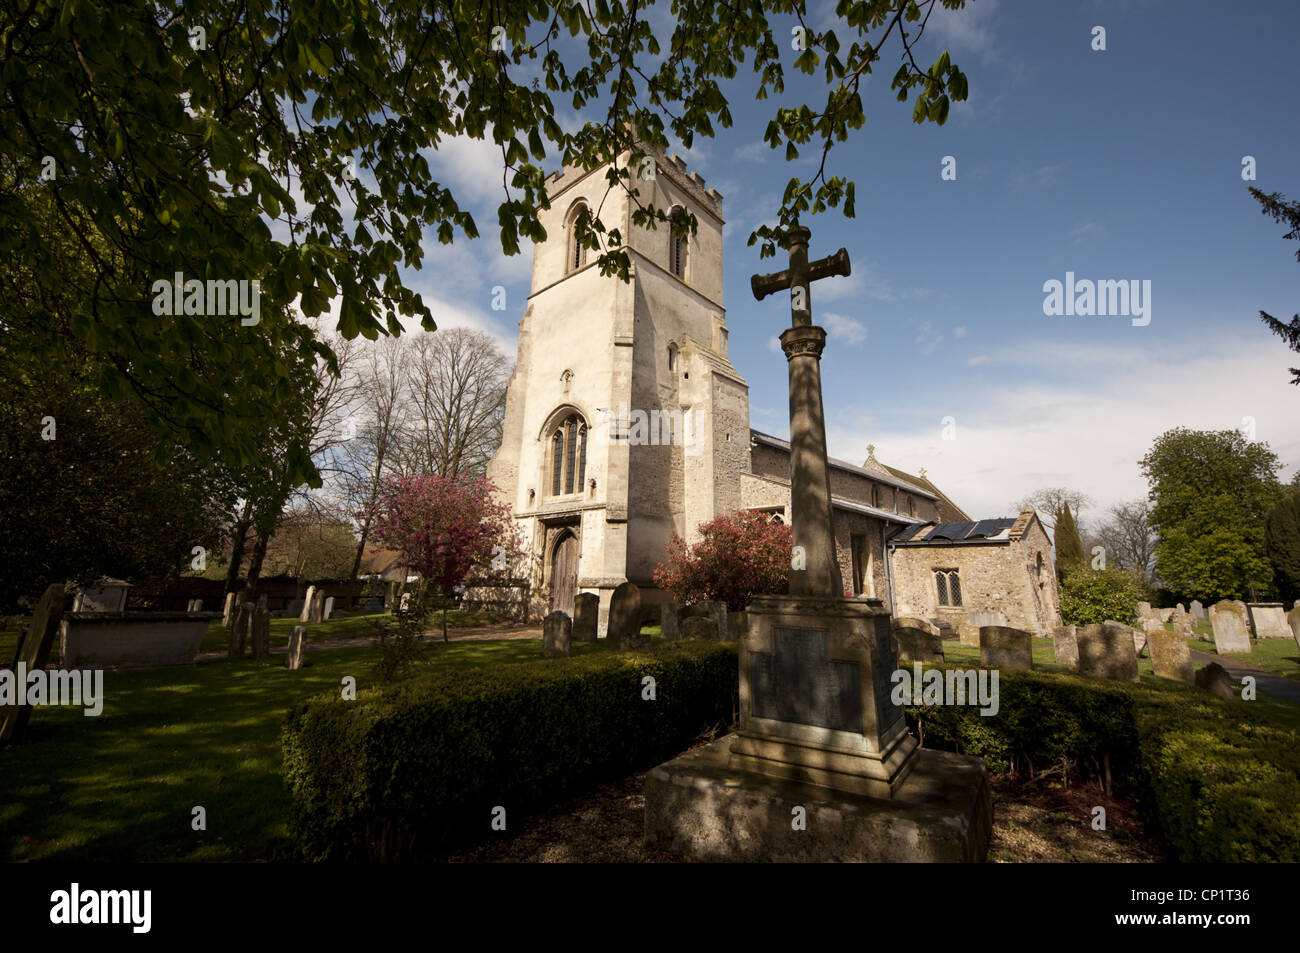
750, 226, 850, 596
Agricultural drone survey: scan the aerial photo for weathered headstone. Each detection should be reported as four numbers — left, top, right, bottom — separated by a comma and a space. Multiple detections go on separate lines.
1176, 603, 1185, 614
1052, 625, 1079, 671
1136, 601, 1154, 621
73, 579, 130, 613
286, 625, 306, 671
892, 617, 939, 636
895, 626, 944, 663
1190, 600, 1205, 619
250, 608, 271, 660
608, 582, 646, 650
1289, 606, 1300, 651
1209, 600, 1252, 654
1195, 662, 1235, 701
706, 601, 729, 640
299, 586, 317, 624
963, 610, 1006, 647
1075, 623, 1140, 683
256, 592, 268, 613
223, 591, 237, 627
573, 592, 599, 642
1156, 607, 1174, 623
1117, 619, 1149, 657
323, 596, 335, 621
1148, 627, 1194, 683
681, 616, 718, 640
0, 584, 64, 746
660, 602, 680, 640
979, 626, 1032, 672
543, 611, 572, 658
1247, 603, 1291, 639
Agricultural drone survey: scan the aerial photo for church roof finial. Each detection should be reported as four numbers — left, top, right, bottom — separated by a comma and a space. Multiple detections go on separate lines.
865, 444, 877, 464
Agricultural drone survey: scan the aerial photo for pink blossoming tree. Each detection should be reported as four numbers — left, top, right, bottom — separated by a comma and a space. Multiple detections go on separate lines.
653, 512, 792, 611
366, 474, 521, 641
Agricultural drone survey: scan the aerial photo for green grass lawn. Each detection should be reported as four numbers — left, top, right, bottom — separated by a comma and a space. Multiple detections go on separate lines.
0, 636, 619, 862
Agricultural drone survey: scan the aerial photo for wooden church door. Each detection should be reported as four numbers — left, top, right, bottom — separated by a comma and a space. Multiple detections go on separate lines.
550, 531, 578, 617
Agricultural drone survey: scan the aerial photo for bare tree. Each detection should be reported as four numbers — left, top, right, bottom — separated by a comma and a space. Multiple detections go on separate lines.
1014, 487, 1094, 531
399, 328, 511, 478
337, 336, 411, 577
1091, 498, 1158, 584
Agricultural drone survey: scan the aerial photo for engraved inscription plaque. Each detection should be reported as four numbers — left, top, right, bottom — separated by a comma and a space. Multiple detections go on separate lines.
750, 626, 862, 732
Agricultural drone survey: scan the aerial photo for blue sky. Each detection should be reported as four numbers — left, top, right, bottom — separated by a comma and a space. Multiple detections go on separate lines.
404, 0, 1300, 525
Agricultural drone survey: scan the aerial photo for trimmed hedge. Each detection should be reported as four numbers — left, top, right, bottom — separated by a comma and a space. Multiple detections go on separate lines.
908, 667, 1300, 861
281, 642, 738, 861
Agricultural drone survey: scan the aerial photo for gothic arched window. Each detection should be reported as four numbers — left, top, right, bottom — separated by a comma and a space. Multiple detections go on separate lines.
548, 412, 588, 497
566, 202, 588, 274
668, 207, 687, 279
935, 569, 962, 607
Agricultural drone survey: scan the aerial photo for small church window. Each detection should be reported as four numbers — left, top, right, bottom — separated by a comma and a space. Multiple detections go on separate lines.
935, 569, 962, 607
669, 207, 687, 279
549, 412, 588, 498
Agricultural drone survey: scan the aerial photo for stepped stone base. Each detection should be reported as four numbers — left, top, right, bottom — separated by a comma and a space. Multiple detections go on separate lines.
644, 735, 991, 862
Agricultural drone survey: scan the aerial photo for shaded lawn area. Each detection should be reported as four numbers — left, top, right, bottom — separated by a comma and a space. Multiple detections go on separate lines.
0, 636, 619, 862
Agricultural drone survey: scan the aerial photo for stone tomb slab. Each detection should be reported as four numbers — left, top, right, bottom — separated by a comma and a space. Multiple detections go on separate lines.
644, 738, 991, 862
979, 626, 1032, 672
1209, 600, 1252, 654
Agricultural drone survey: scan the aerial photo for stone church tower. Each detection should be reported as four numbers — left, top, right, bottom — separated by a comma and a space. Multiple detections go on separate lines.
487, 151, 749, 632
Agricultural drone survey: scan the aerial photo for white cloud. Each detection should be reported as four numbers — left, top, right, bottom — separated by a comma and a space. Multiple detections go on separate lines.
823, 312, 868, 346
954, 326, 968, 339
914, 320, 944, 355
733, 141, 772, 163
968, 354, 989, 366
927, 0, 1002, 65
828, 332, 1300, 521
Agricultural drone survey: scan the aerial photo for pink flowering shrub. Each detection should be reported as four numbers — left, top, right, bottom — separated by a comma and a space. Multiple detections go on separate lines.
653, 512, 792, 610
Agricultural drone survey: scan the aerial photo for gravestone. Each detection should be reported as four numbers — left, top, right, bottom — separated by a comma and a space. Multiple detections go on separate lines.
1075, 623, 1139, 683
1190, 600, 1205, 619
894, 626, 944, 663
223, 591, 238, 627
0, 584, 64, 746
681, 616, 718, 640
1209, 600, 1252, 654
543, 611, 572, 658
286, 625, 306, 671
1195, 661, 1235, 701
299, 586, 317, 624
660, 602, 680, 640
573, 593, 599, 642
706, 601, 729, 640
979, 626, 1032, 672
256, 593, 268, 612
228, 602, 252, 658
1052, 625, 1079, 671
323, 596, 335, 621
892, 617, 939, 636
312, 591, 328, 624
608, 582, 646, 650
1118, 619, 1150, 657
250, 608, 271, 660
1287, 606, 1300, 651
963, 610, 1006, 648
1247, 603, 1290, 639
1148, 627, 1194, 683
73, 579, 130, 613
1176, 603, 1185, 613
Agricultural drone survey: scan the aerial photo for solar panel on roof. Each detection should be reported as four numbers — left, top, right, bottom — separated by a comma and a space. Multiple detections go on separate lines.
967, 518, 1012, 539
